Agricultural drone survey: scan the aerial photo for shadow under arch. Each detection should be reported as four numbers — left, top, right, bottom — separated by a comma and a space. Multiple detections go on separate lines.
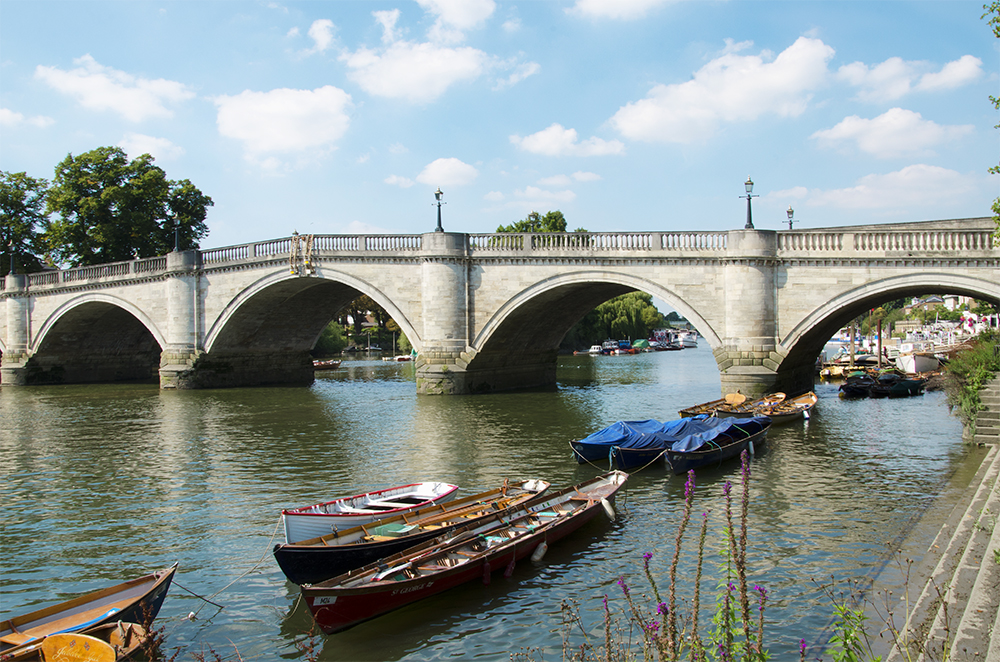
452, 271, 722, 393
25, 293, 167, 385
205, 267, 421, 354
776, 271, 1000, 378
472, 270, 722, 352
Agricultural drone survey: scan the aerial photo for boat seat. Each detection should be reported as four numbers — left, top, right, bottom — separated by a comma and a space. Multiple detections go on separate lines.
1, 632, 34, 645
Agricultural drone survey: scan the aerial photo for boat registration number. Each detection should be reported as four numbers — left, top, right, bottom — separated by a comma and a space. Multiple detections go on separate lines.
314, 596, 337, 605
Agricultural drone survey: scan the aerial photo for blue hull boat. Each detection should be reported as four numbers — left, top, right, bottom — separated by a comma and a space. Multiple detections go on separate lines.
570, 415, 771, 473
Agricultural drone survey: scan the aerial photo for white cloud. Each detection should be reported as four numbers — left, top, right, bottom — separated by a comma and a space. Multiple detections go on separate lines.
502, 18, 521, 33
374, 9, 403, 44
510, 123, 625, 156
837, 55, 983, 103
385, 174, 414, 188
572, 171, 601, 182
493, 60, 540, 91
388, 143, 409, 154
568, 0, 671, 20
484, 190, 505, 201
307, 19, 336, 52
35, 55, 194, 122
286, 27, 300, 38
416, 157, 479, 186
0, 107, 54, 128
610, 37, 835, 143
118, 133, 185, 161
417, 0, 495, 42
915, 55, 983, 92
811, 108, 974, 158
213, 86, 352, 160
803, 165, 976, 210
341, 37, 487, 103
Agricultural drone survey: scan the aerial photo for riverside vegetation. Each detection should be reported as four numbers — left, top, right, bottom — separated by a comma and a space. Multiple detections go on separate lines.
944, 329, 1000, 437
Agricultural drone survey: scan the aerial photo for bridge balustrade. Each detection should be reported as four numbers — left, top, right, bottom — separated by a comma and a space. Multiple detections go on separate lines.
853, 230, 995, 252
468, 231, 729, 253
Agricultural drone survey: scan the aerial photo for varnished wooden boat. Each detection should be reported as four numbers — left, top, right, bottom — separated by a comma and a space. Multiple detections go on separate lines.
0, 566, 175, 653
714, 392, 785, 418
301, 471, 628, 634
274, 479, 551, 585
754, 391, 816, 424
678, 392, 745, 418
2, 622, 149, 661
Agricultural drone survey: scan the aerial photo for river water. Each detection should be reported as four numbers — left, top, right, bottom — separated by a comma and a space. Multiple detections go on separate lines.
0, 345, 985, 661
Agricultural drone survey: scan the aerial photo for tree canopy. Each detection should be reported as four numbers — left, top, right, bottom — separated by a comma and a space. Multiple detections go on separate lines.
985, 2, 1000, 244
1, 171, 49, 275
496, 210, 587, 233
44, 147, 213, 266
562, 292, 666, 350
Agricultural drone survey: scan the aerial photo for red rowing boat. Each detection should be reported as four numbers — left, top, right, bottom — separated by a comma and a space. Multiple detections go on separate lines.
301, 471, 628, 634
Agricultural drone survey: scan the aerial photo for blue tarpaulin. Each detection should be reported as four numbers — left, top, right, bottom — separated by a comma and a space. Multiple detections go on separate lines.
573, 416, 766, 456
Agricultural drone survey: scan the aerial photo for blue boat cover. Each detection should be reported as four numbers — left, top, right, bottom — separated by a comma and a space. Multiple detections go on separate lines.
574, 416, 768, 454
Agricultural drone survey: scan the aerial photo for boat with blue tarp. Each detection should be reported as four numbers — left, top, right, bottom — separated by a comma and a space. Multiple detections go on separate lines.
569, 415, 771, 473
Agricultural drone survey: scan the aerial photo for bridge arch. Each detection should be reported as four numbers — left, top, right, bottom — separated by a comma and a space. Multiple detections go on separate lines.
473, 270, 721, 352
27, 293, 166, 384
776, 272, 1000, 380
205, 267, 420, 354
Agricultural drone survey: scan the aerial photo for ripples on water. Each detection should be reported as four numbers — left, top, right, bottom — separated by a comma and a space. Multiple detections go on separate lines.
0, 346, 979, 660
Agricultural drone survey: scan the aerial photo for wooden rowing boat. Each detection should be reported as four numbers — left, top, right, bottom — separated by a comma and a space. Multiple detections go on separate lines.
273, 479, 551, 585
753, 391, 817, 424
301, 471, 628, 634
2, 622, 149, 661
677, 392, 744, 418
282, 482, 460, 544
0, 566, 175, 653
714, 392, 785, 418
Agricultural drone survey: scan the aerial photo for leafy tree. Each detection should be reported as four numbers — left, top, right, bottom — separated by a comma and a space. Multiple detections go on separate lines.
496, 210, 588, 233
43, 147, 212, 266
984, 2, 1000, 244
312, 320, 348, 356
1, 171, 49, 275
562, 292, 665, 350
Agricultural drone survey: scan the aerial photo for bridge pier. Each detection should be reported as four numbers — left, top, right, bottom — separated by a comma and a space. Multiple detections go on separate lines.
1, 274, 29, 386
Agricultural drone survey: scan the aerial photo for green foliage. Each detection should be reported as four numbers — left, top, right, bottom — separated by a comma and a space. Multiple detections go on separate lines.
43, 146, 212, 266
312, 320, 348, 357
1, 170, 49, 275
496, 210, 578, 233
944, 329, 1000, 433
562, 292, 665, 350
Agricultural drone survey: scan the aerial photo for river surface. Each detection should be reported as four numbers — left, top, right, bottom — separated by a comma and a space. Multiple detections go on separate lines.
0, 345, 985, 661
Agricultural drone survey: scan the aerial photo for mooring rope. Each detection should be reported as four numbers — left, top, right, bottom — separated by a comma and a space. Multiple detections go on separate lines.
186, 516, 284, 618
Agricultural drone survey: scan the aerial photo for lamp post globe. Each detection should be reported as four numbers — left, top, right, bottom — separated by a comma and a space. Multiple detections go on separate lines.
786, 205, 795, 230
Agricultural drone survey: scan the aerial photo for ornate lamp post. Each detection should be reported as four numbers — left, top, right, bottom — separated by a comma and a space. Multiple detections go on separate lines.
742, 176, 758, 229
433, 187, 445, 232
786, 205, 795, 230
174, 218, 181, 252
7, 238, 15, 276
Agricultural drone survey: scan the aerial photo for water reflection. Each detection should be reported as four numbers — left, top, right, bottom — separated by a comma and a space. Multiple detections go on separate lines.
0, 347, 978, 660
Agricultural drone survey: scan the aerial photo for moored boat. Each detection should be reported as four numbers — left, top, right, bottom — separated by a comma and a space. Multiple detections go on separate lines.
895, 351, 939, 374
570, 414, 770, 472
2, 622, 150, 661
0, 565, 176, 652
714, 392, 785, 418
282, 482, 460, 544
312, 359, 342, 370
273, 479, 551, 585
839, 373, 875, 398
677, 392, 744, 418
301, 471, 628, 634
662, 416, 771, 474
754, 391, 817, 424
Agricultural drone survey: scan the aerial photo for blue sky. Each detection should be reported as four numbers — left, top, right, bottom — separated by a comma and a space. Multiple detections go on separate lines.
1, 0, 996, 250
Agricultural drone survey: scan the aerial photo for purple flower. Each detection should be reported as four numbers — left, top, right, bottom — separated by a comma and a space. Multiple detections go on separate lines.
645, 619, 660, 633
617, 576, 630, 596
800, 639, 807, 653
657, 602, 668, 616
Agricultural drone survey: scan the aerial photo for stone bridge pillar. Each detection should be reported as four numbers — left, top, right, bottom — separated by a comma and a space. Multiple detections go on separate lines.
415, 232, 470, 395
716, 230, 785, 398
159, 250, 202, 389
1, 274, 30, 386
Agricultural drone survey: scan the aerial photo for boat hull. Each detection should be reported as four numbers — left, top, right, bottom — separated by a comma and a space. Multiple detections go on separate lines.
302, 472, 627, 634
664, 427, 769, 475
0, 565, 176, 652
273, 480, 550, 585
282, 482, 459, 544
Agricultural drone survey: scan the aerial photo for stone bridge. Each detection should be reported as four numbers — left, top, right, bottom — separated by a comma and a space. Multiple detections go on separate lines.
1, 217, 997, 397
